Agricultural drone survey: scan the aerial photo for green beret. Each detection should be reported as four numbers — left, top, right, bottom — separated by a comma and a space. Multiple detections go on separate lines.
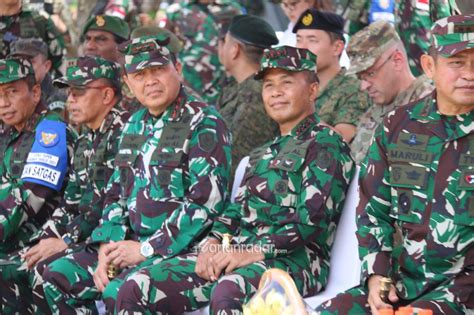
0, 58, 35, 84
229, 15, 278, 48
255, 46, 317, 80
119, 36, 172, 74
130, 26, 183, 53
82, 15, 130, 41
53, 56, 121, 88
431, 14, 474, 57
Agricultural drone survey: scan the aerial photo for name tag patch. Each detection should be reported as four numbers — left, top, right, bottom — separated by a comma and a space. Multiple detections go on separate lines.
22, 164, 60, 186
27, 152, 59, 167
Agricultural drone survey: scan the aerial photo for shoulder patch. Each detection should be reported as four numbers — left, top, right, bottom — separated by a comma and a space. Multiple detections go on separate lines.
198, 132, 217, 153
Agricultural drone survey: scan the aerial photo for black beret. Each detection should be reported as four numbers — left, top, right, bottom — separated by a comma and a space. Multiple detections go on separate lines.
229, 15, 279, 48
292, 9, 345, 40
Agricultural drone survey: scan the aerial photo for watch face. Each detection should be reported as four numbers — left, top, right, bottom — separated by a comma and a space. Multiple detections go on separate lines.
63, 236, 73, 245
141, 242, 153, 257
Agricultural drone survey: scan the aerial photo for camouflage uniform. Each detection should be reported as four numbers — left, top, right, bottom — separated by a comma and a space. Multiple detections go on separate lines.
219, 77, 279, 175
0, 8, 65, 71
0, 59, 75, 314
351, 75, 433, 164
165, 0, 242, 104
317, 15, 474, 314
333, 0, 370, 35
316, 68, 370, 128
41, 36, 232, 314
109, 46, 354, 315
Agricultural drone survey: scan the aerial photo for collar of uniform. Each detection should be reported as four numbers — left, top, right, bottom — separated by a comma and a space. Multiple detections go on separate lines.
290, 113, 319, 138
163, 85, 189, 122
24, 101, 48, 132
317, 67, 347, 100
87, 106, 122, 135
410, 91, 444, 122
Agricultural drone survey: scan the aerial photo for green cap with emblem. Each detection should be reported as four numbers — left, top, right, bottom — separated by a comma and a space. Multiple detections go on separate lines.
430, 14, 474, 57
53, 56, 121, 88
119, 35, 172, 74
0, 58, 35, 84
254, 46, 317, 80
82, 15, 131, 41
346, 20, 401, 75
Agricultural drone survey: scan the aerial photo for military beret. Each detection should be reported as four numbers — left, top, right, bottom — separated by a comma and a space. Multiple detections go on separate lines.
229, 15, 278, 48
53, 56, 121, 88
254, 46, 317, 80
82, 15, 130, 41
0, 58, 35, 84
119, 36, 172, 74
292, 9, 345, 41
131, 26, 183, 53
10, 38, 48, 58
346, 20, 401, 75
431, 14, 474, 57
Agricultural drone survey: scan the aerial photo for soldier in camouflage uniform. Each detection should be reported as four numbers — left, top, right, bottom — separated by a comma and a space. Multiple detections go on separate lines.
349, 21, 433, 164
217, 15, 279, 176
165, 0, 242, 104
317, 14, 474, 314
0, 58, 75, 313
109, 46, 354, 314
294, 9, 370, 142
0, 0, 65, 72
41, 35, 232, 314
10, 38, 67, 115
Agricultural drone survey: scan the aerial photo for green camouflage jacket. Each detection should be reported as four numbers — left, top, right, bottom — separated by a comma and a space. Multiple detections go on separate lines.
91, 88, 232, 259
39, 107, 130, 245
212, 113, 354, 295
316, 68, 370, 127
357, 92, 474, 303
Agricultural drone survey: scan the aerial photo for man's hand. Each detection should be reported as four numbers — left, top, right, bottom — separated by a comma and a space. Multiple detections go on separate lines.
93, 243, 111, 292
210, 245, 265, 279
22, 237, 67, 269
104, 240, 145, 269
195, 238, 220, 281
367, 275, 399, 315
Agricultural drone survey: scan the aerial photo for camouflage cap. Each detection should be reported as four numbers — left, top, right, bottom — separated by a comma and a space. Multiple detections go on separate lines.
346, 20, 401, 75
431, 14, 474, 57
130, 26, 183, 53
0, 58, 35, 84
254, 46, 317, 80
119, 36, 172, 74
10, 38, 48, 58
82, 15, 130, 41
53, 56, 121, 88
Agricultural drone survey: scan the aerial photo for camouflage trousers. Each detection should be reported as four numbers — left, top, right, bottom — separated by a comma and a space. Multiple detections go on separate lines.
316, 278, 470, 315
43, 250, 314, 314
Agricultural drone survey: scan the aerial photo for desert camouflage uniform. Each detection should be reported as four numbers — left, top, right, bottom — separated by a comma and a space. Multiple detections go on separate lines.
165, 0, 242, 104
219, 76, 279, 176
0, 8, 65, 71
351, 75, 433, 164
318, 15, 474, 314
316, 68, 370, 128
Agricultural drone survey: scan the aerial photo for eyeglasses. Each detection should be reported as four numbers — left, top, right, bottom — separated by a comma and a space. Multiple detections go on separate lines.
281, 0, 303, 11
66, 85, 109, 97
357, 51, 396, 81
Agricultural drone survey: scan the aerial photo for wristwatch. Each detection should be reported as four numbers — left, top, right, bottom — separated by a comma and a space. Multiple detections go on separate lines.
62, 235, 73, 246
140, 241, 154, 258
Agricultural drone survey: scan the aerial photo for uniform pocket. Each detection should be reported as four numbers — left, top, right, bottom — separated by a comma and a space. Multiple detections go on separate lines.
454, 169, 474, 227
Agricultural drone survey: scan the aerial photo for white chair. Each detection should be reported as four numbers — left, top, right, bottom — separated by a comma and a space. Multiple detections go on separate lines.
305, 166, 361, 308
230, 156, 249, 202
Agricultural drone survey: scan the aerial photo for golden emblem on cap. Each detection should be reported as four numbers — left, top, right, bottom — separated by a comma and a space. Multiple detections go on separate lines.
96, 15, 106, 27
302, 13, 313, 26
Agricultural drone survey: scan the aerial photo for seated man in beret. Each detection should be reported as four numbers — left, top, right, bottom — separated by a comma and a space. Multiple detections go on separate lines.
41, 35, 232, 314
109, 46, 354, 314
294, 9, 370, 142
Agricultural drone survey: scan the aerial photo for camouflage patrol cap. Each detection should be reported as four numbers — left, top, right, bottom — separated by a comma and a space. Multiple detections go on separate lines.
119, 36, 172, 74
346, 20, 401, 75
254, 46, 317, 80
131, 26, 183, 53
0, 58, 35, 84
10, 38, 48, 58
53, 56, 121, 88
82, 15, 130, 41
431, 14, 474, 57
